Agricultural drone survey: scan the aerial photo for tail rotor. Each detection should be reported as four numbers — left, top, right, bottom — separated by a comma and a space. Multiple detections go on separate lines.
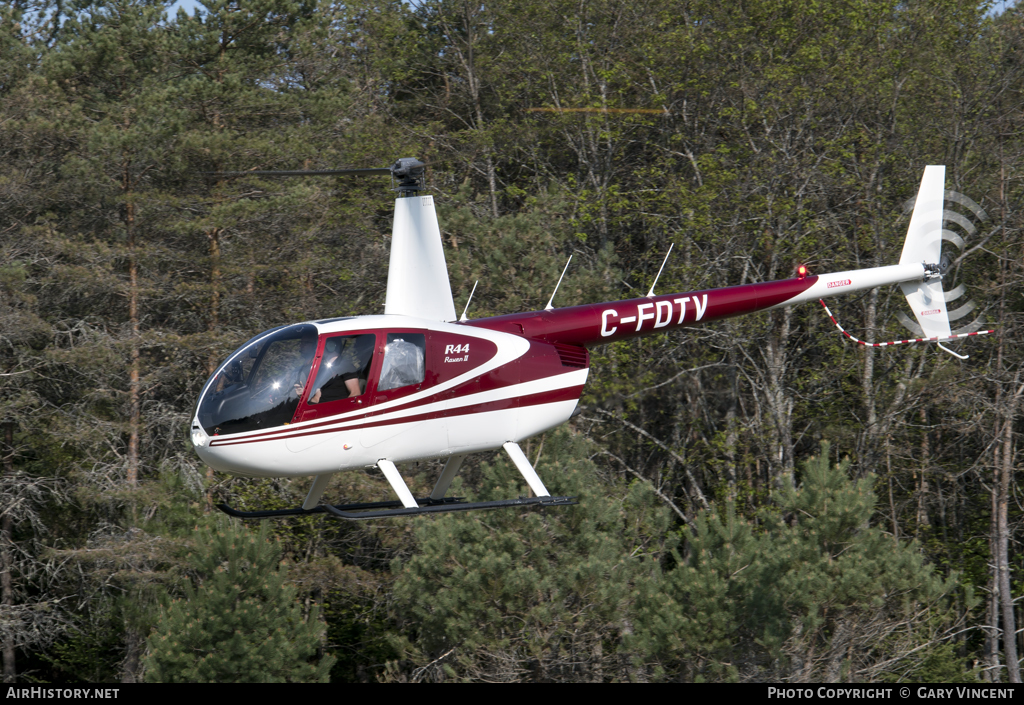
894, 166, 992, 356
820, 166, 994, 358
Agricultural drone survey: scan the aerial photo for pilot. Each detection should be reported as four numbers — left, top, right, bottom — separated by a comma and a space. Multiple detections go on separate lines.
308, 335, 374, 404
252, 333, 317, 407
214, 359, 244, 393
308, 338, 342, 404
286, 335, 318, 398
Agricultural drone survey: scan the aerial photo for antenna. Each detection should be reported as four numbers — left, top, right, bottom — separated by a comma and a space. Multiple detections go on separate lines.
460, 281, 479, 322
545, 256, 572, 311
646, 243, 674, 297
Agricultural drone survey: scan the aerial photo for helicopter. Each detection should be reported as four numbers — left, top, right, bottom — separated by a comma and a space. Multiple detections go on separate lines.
191, 159, 990, 520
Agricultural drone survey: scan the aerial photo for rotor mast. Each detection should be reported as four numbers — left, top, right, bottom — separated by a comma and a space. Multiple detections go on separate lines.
390, 158, 427, 196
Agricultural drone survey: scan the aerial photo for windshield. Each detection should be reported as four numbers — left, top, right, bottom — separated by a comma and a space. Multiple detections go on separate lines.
196, 323, 318, 436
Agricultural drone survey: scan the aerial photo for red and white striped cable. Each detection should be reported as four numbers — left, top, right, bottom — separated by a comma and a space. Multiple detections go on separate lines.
819, 299, 993, 348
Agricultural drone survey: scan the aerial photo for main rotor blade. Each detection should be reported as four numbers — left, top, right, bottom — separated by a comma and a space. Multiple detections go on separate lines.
205, 167, 393, 178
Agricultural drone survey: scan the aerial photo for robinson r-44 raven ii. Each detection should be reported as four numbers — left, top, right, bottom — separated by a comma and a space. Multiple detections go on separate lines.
191, 160, 990, 520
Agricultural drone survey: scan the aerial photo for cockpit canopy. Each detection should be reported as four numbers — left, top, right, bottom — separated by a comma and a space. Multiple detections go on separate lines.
196, 324, 318, 436
194, 323, 433, 437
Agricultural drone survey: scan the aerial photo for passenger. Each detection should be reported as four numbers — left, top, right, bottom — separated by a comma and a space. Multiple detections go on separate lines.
378, 335, 425, 391
309, 335, 374, 404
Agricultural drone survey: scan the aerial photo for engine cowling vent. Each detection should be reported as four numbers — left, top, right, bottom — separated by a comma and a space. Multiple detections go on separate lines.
554, 343, 589, 368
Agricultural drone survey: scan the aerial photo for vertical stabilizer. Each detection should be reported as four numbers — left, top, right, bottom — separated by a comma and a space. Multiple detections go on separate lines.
385, 196, 458, 322
899, 166, 951, 339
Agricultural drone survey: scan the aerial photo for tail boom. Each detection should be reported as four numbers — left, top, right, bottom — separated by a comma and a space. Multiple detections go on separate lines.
467, 167, 970, 353
469, 263, 928, 347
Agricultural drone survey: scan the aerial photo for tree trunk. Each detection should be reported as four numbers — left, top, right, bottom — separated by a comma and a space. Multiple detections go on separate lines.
207, 227, 223, 374
466, 7, 498, 219
764, 307, 795, 487
1, 422, 14, 683
126, 193, 140, 488
917, 408, 931, 531
120, 628, 143, 683
991, 238, 1019, 682
998, 377, 1021, 682
986, 561, 1001, 682
205, 227, 224, 510
858, 287, 879, 476
439, 1, 498, 219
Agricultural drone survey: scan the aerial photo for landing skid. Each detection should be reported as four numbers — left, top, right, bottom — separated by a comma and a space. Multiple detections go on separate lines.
218, 442, 573, 520
217, 495, 576, 521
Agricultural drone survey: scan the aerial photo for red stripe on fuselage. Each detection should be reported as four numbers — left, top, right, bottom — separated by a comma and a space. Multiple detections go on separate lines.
207, 385, 584, 448
208, 340, 580, 446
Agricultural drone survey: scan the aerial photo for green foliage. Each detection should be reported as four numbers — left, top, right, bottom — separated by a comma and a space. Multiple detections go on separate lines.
884, 642, 981, 684
144, 519, 334, 682
1, 0, 1020, 684
324, 594, 398, 683
441, 184, 619, 317
41, 625, 124, 684
387, 429, 671, 682
633, 445, 965, 681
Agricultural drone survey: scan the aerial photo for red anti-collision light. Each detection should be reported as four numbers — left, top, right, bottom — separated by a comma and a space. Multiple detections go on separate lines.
797, 264, 808, 279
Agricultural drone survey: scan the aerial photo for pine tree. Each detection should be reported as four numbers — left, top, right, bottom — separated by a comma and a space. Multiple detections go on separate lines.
632, 444, 970, 682
387, 428, 670, 682
440, 184, 619, 318
144, 520, 334, 683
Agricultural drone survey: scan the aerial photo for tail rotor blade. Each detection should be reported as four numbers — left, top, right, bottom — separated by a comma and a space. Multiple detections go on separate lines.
898, 166, 951, 338
895, 168, 989, 341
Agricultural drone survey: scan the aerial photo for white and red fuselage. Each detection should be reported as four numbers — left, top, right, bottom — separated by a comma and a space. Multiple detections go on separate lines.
193, 314, 587, 478
192, 165, 958, 490
191, 262, 929, 480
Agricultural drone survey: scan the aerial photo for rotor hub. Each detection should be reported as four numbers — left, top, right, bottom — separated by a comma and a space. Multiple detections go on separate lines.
391, 158, 427, 195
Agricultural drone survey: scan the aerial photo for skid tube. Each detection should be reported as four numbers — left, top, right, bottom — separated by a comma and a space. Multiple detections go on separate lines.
217, 495, 577, 521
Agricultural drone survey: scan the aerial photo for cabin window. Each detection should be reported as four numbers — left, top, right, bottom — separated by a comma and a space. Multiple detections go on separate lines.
378, 333, 425, 391
307, 334, 376, 404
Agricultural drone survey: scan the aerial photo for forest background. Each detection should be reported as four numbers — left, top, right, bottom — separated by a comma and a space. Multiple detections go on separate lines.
1, 0, 1024, 684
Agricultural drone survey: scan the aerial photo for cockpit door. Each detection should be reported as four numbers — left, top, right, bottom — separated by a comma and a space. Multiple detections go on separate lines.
357, 330, 447, 455
294, 332, 379, 424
